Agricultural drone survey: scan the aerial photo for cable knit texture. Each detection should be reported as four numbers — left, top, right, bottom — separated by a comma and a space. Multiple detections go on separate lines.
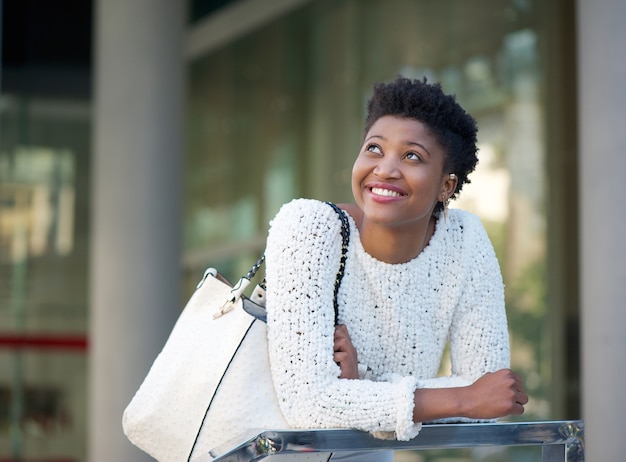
265, 199, 509, 441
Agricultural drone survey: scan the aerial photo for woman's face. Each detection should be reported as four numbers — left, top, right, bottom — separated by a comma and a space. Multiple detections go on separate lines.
351, 115, 452, 229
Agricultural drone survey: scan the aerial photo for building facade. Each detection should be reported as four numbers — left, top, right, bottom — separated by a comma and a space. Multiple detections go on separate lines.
1, 0, 624, 460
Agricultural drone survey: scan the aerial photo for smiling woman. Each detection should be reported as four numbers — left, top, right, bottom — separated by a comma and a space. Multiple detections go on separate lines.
351, 116, 455, 261
262, 76, 528, 461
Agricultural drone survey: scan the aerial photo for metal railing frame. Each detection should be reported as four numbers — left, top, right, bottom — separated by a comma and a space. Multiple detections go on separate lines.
197, 420, 584, 461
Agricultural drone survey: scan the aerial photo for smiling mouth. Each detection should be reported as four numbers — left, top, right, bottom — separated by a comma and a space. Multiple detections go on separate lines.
371, 187, 403, 197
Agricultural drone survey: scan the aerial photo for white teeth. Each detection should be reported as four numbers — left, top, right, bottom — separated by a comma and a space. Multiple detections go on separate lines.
371, 187, 401, 197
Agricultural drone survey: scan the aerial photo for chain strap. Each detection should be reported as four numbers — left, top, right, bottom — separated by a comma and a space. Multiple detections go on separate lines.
325, 202, 350, 326
245, 254, 266, 281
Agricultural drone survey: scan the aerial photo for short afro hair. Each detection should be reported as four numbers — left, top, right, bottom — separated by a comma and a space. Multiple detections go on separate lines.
364, 75, 479, 212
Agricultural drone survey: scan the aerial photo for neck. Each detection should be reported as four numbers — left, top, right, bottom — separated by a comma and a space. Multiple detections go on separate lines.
358, 215, 437, 264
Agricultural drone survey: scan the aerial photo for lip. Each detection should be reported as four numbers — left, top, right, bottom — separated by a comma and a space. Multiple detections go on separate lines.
365, 182, 407, 202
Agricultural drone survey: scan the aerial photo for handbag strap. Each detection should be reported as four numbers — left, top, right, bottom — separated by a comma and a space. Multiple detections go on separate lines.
243, 202, 350, 325
325, 202, 350, 326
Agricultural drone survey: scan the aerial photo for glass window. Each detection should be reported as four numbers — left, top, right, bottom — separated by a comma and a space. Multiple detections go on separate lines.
0, 96, 90, 461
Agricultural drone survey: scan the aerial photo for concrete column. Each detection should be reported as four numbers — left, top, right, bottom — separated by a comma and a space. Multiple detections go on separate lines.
577, 0, 626, 459
89, 1, 184, 460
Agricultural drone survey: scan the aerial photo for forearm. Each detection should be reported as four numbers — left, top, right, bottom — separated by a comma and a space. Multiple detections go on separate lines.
412, 386, 468, 423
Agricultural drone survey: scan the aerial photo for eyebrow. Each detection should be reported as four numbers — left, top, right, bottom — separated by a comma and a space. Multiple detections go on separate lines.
365, 135, 432, 158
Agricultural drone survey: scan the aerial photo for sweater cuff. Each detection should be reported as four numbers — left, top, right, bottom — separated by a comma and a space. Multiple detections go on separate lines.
393, 376, 421, 441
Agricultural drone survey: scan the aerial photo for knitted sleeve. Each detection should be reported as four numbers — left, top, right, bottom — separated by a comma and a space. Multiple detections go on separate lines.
265, 199, 421, 440
416, 212, 510, 395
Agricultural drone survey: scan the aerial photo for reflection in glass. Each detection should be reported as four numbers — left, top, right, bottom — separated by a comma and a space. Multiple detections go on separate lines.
0, 95, 89, 461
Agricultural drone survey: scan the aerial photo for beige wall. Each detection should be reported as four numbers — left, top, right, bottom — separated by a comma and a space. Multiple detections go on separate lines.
577, 0, 626, 459
89, 1, 185, 460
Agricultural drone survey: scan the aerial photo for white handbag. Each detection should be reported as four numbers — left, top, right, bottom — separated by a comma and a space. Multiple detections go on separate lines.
122, 202, 349, 461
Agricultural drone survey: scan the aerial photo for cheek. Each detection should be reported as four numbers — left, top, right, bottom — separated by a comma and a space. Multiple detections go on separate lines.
351, 158, 366, 201
351, 155, 369, 179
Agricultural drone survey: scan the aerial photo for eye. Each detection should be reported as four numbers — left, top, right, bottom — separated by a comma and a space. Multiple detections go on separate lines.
405, 151, 423, 162
366, 143, 382, 154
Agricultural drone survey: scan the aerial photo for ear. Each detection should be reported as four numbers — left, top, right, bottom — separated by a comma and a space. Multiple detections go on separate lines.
440, 173, 458, 202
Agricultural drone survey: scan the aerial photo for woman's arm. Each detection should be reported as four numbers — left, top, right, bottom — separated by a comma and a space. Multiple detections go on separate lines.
335, 325, 528, 422
412, 369, 527, 422
334, 211, 528, 422
265, 199, 421, 440
411, 213, 528, 421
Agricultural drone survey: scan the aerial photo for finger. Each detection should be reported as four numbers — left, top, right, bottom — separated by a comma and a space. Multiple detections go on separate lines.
334, 338, 349, 351
513, 379, 526, 395
517, 392, 529, 405
335, 324, 351, 338
334, 325, 347, 341
509, 370, 526, 389
499, 368, 520, 382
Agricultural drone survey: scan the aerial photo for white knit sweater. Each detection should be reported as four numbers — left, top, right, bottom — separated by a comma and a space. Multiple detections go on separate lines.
265, 199, 509, 441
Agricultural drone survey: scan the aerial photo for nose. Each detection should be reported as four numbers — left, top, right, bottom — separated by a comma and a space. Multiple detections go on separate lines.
373, 154, 401, 178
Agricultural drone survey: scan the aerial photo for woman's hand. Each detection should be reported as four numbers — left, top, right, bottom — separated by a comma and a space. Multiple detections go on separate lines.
413, 368, 529, 423
334, 324, 359, 379
463, 369, 529, 419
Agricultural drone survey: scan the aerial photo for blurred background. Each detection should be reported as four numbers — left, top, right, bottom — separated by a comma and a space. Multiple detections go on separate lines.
0, 0, 624, 461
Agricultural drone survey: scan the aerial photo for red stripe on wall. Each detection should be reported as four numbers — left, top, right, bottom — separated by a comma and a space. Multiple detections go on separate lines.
0, 333, 88, 351
0, 459, 77, 462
